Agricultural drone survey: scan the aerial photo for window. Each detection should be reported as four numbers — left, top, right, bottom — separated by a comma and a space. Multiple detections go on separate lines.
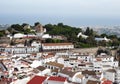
70, 63, 73, 65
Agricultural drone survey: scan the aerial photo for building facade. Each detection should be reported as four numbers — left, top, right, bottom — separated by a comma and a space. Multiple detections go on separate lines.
42, 43, 74, 51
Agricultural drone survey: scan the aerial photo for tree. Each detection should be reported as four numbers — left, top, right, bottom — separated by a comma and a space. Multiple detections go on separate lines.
84, 27, 90, 35
101, 33, 108, 38
78, 36, 86, 43
57, 23, 64, 27
21, 23, 28, 27
111, 39, 119, 46
0, 30, 5, 37
45, 38, 53, 43
86, 36, 96, 46
98, 40, 107, 46
90, 29, 94, 36
45, 23, 81, 42
11, 24, 24, 32
24, 29, 29, 34
34, 22, 40, 26
44, 24, 53, 32
84, 27, 94, 36
108, 35, 117, 39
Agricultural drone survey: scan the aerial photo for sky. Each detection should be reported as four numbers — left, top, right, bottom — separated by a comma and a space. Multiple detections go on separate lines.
0, 0, 120, 27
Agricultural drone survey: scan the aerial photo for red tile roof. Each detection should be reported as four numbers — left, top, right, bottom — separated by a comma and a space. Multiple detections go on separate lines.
102, 80, 112, 84
27, 76, 47, 84
48, 76, 66, 82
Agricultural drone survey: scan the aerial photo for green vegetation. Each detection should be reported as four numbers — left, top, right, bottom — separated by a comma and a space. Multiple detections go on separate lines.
44, 23, 82, 42
44, 23, 97, 48
0, 30, 5, 37
44, 23, 120, 48
45, 38, 65, 43
84, 27, 94, 36
45, 23, 81, 38
0, 22, 120, 48
7, 24, 35, 35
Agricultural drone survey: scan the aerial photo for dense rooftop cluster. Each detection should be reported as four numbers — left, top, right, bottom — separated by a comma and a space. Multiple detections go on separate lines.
0, 23, 119, 84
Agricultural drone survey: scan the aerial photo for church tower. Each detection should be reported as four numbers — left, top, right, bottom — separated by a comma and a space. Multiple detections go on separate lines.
35, 22, 44, 37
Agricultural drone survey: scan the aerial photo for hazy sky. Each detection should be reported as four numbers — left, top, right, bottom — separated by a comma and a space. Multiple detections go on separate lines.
0, 0, 120, 26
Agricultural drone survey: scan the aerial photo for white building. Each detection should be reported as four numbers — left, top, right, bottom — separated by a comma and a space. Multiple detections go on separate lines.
57, 57, 70, 67
104, 69, 116, 82
77, 32, 88, 39
78, 54, 93, 62
8, 33, 36, 39
30, 60, 42, 68
42, 34, 52, 39
58, 69, 84, 84
95, 37, 110, 42
41, 52, 56, 63
36, 66, 51, 76
45, 62, 64, 70
31, 41, 41, 49
93, 56, 118, 72
42, 43, 74, 51
0, 46, 39, 54
115, 68, 120, 83
13, 53, 31, 57
13, 33, 25, 38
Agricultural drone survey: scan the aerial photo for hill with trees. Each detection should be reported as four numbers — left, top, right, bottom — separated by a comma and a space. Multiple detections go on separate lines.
44, 23, 120, 48
0, 22, 120, 48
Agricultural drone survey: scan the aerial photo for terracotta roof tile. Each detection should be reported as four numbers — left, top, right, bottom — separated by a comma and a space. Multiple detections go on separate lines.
52, 68, 59, 73
82, 70, 96, 75
37, 66, 46, 71
60, 68, 76, 77
46, 62, 64, 69
106, 69, 116, 73
87, 80, 100, 84
48, 76, 66, 82
102, 80, 112, 84
27, 76, 47, 84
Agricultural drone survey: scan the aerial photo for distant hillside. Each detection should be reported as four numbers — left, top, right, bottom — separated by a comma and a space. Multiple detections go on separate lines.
81, 26, 120, 37
0, 24, 10, 30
